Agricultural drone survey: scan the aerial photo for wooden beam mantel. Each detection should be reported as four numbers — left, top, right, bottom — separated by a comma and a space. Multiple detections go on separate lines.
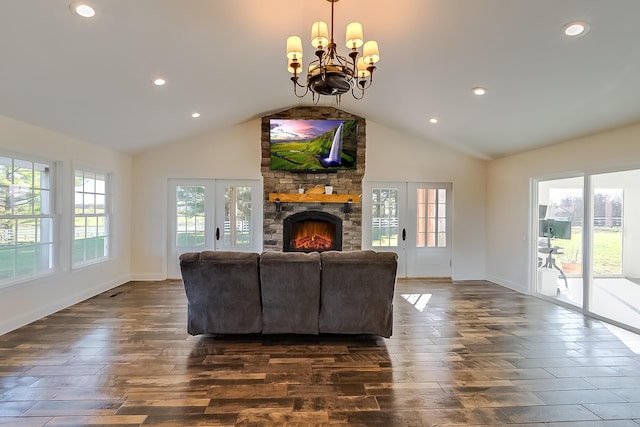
268, 193, 361, 203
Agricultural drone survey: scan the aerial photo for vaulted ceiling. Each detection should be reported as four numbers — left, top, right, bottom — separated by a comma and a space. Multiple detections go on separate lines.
2, 0, 640, 159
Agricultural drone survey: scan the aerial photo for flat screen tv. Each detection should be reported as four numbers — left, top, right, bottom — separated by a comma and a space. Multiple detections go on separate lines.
269, 119, 358, 172
539, 219, 572, 240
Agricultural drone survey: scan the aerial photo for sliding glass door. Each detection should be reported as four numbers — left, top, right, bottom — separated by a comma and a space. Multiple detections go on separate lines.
534, 169, 640, 333
535, 177, 584, 307
588, 170, 640, 330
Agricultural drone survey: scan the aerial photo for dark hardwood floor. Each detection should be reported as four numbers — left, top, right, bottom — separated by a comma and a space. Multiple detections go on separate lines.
1, 278, 640, 426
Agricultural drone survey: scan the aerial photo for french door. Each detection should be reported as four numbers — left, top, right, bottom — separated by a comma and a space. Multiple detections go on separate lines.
167, 179, 262, 278
363, 181, 452, 278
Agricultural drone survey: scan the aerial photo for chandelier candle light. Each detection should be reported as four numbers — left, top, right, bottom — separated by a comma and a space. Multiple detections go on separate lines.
286, 0, 380, 103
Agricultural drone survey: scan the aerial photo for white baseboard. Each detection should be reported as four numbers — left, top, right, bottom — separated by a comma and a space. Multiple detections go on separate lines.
485, 274, 529, 295
130, 273, 168, 281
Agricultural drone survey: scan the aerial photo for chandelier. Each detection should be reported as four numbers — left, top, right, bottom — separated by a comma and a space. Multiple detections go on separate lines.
286, 0, 380, 103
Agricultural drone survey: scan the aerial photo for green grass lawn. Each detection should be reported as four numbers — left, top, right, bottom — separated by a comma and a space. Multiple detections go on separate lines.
176, 232, 251, 248
176, 233, 205, 247
0, 237, 109, 279
73, 236, 106, 263
372, 228, 399, 247
553, 227, 622, 275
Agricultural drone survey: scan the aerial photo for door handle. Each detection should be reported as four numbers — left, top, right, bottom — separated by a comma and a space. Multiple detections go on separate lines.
216, 227, 220, 241
402, 228, 406, 241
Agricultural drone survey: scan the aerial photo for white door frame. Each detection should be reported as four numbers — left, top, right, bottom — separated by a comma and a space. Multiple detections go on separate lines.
406, 182, 453, 278
363, 181, 453, 278
167, 178, 262, 278
362, 181, 408, 276
214, 179, 263, 252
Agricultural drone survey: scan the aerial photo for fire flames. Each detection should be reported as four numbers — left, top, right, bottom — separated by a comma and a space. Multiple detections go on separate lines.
290, 221, 335, 251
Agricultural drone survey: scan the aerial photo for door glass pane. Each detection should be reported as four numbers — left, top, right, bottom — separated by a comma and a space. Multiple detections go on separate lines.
417, 187, 447, 248
176, 186, 205, 248
593, 188, 623, 275
536, 177, 584, 307
590, 170, 640, 330
371, 188, 399, 247
223, 186, 252, 248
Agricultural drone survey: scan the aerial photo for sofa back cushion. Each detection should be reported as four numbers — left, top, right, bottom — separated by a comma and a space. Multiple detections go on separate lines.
319, 250, 397, 337
259, 251, 321, 334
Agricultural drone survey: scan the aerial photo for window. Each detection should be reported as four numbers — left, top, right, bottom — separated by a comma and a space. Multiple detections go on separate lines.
175, 185, 206, 248
223, 186, 252, 248
0, 155, 54, 284
74, 169, 109, 266
416, 187, 447, 247
371, 188, 399, 247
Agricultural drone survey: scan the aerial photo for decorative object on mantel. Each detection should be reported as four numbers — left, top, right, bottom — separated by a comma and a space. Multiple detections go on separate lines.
286, 0, 380, 104
307, 185, 326, 194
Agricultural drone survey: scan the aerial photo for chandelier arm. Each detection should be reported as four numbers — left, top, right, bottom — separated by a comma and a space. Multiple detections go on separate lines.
351, 87, 364, 100
368, 65, 376, 82
292, 77, 309, 98
294, 77, 307, 89
357, 77, 373, 91
349, 50, 358, 73
353, 65, 376, 91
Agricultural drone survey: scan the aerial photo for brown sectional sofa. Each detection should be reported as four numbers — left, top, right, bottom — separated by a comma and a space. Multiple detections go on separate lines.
179, 250, 398, 337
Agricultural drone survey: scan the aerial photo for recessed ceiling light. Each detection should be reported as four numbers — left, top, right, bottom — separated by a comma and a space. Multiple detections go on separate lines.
191, 112, 201, 118
472, 87, 486, 96
429, 118, 438, 124
153, 78, 166, 86
69, 2, 95, 18
563, 21, 589, 37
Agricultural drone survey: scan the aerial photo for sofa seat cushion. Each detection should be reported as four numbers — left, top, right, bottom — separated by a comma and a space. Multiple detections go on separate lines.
259, 251, 321, 334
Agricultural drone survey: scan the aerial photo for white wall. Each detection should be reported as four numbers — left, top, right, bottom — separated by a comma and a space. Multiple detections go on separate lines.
0, 115, 132, 335
487, 123, 640, 293
130, 117, 488, 281
131, 120, 262, 279
364, 122, 487, 280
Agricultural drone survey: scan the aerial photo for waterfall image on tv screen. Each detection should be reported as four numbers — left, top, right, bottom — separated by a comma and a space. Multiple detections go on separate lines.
269, 119, 358, 171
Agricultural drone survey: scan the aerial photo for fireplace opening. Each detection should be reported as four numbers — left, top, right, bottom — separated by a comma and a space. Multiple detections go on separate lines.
283, 211, 342, 252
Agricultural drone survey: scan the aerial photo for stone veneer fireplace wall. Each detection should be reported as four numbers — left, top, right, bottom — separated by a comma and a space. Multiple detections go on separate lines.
261, 106, 365, 252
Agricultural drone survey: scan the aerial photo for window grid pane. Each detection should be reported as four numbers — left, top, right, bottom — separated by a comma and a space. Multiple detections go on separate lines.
176, 186, 205, 248
372, 188, 399, 247
74, 169, 109, 266
224, 186, 252, 247
0, 156, 54, 283
417, 187, 447, 248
